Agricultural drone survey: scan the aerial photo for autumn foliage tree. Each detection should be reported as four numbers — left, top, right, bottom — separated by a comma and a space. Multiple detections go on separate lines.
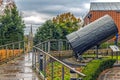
52, 12, 81, 38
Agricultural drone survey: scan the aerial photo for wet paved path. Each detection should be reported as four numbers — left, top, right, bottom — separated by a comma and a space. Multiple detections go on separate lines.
98, 67, 120, 80
0, 53, 40, 80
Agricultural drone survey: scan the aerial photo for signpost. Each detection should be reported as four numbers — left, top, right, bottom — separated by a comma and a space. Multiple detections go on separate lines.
110, 45, 120, 63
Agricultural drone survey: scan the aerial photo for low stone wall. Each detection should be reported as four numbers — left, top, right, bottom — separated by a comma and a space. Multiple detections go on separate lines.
49, 49, 114, 59
50, 50, 73, 58
84, 49, 112, 55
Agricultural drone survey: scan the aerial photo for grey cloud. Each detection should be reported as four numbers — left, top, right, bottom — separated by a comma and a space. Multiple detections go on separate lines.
15, 0, 90, 18
14, 0, 90, 35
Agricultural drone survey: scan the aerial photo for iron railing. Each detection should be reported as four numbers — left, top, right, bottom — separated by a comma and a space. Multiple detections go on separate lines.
0, 41, 26, 64
32, 39, 86, 80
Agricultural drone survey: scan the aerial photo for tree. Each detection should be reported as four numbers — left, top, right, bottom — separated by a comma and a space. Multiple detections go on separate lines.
34, 12, 81, 44
34, 20, 60, 44
52, 12, 81, 39
0, 3, 25, 45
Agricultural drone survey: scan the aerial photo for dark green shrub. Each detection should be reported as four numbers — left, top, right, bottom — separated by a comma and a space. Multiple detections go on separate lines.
82, 58, 116, 80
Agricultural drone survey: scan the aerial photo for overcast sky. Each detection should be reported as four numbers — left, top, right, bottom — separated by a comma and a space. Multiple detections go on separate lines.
14, 0, 120, 35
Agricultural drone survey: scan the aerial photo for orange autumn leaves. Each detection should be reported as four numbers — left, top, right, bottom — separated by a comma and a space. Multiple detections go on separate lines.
0, 49, 23, 61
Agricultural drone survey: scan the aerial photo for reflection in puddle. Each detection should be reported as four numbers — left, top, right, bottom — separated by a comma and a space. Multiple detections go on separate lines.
0, 53, 39, 80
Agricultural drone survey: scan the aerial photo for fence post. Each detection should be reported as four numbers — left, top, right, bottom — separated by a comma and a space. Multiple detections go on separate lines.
70, 69, 77, 80
62, 65, 64, 80
12, 43, 14, 58
32, 48, 34, 68
35, 49, 36, 69
96, 45, 99, 59
6, 45, 8, 61
58, 40, 61, 59
19, 42, 21, 56
45, 42, 47, 52
23, 41, 25, 54
39, 54, 43, 71
65, 40, 67, 50
48, 41, 50, 53
111, 50, 113, 59
42, 44, 43, 51
0, 47, 1, 61
68, 43, 71, 50
44, 54, 46, 80
51, 59, 54, 80
116, 52, 118, 63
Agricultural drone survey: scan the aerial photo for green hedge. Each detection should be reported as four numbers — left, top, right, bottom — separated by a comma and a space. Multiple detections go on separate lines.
82, 58, 116, 80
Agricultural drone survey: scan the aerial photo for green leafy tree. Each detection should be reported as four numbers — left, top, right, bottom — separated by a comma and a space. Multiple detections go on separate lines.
34, 20, 61, 44
0, 4, 25, 45
34, 12, 81, 44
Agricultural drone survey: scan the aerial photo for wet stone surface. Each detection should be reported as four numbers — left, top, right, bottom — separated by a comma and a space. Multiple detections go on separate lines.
98, 67, 120, 80
0, 53, 39, 80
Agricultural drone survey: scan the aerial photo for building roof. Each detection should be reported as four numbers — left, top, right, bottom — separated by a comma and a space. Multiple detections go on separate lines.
90, 2, 120, 11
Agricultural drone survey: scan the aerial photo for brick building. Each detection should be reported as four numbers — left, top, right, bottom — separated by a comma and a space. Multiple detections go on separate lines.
84, 2, 120, 36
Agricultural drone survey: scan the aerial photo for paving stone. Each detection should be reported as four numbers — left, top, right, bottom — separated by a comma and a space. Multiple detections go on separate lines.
98, 67, 120, 80
0, 53, 39, 80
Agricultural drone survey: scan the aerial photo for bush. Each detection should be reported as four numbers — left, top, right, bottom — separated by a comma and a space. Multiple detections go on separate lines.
82, 58, 116, 80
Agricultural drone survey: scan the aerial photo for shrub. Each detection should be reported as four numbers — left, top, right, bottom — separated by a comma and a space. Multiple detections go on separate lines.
82, 58, 116, 80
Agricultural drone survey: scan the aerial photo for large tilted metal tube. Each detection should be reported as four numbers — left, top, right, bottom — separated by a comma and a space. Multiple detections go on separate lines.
66, 15, 118, 55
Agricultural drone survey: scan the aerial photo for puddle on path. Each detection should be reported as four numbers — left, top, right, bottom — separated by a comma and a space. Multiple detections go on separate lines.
0, 53, 40, 80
